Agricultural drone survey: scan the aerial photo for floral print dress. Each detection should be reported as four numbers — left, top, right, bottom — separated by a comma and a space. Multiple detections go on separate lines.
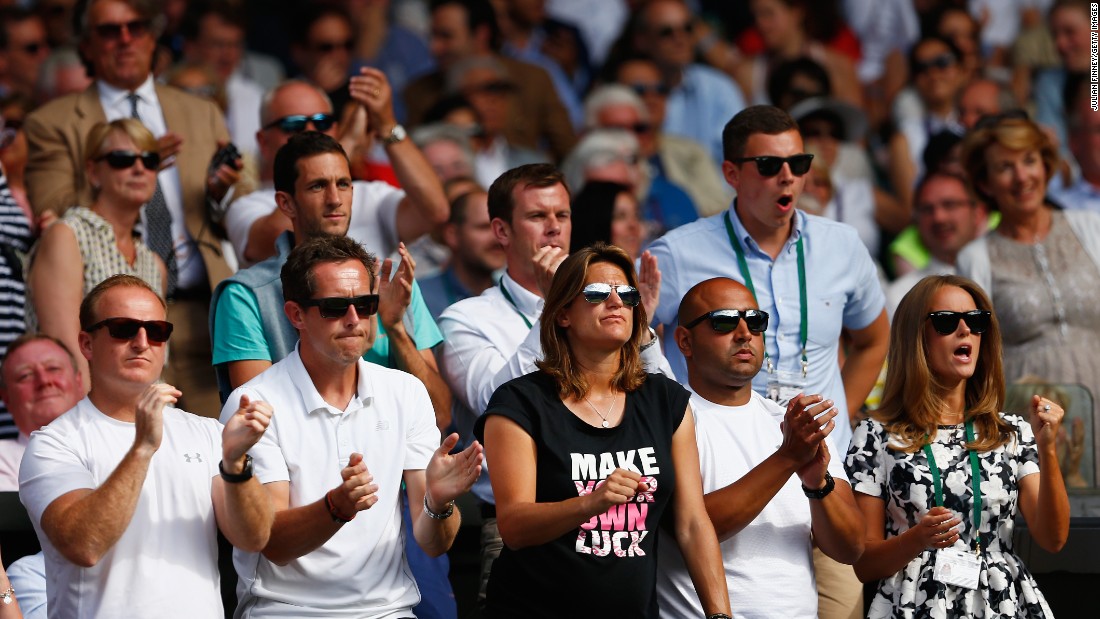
845, 415, 1054, 618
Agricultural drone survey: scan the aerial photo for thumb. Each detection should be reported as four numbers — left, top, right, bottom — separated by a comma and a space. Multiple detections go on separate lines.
238, 393, 251, 410
380, 258, 394, 282
348, 452, 364, 467
439, 432, 460, 455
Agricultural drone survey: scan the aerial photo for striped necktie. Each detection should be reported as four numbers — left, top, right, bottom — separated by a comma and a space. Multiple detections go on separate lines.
128, 92, 177, 296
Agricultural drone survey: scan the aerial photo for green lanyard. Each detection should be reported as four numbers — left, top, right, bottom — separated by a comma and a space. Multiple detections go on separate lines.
498, 277, 533, 329
723, 211, 808, 377
922, 421, 984, 554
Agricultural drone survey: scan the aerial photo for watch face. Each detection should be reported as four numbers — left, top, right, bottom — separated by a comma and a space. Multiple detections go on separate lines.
389, 124, 407, 143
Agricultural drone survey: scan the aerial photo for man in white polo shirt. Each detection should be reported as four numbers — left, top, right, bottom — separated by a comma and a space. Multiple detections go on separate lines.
18, 274, 275, 618
221, 235, 482, 618
656, 277, 864, 618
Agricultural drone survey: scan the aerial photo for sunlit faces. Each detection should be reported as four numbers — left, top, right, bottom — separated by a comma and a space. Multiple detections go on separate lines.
911, 39, 962, 109
80, 0, 156, 91
610, 190, 643, 260
277, 152, 353, 238
193, 12, 245, 82
914, 175, 980, 264
615, 59, 668, 127
957, 80, 1003, 131
292, 260, 376, 366
298, 13, 353, 91
78, 285, 168, 389
723, 129, 807, 236
86, 130, 157, 206
556, 261, 635, 348
750, 0, 801, 52
978, 143, 1048, 219
0, 339, 82, 436
923, 285, 983, 385
256, 82, 336, 165
495, 182, 571, 262
450, 192, 506, 274
641, 0, 695, 68
429, 3, 476, 71
1050, 5, 1092, 72
678, 282, 764, 388
422, 139, 475, 182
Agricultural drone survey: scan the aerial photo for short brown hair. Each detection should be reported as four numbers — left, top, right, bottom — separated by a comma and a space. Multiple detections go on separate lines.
536, 243, 647, 400
487, 163, 568, 224
79, 274, 166, 331
874, 274, 1011, 452
281, 235, 377, 304
960, 116, 1060, 206
722, 105, 799, 161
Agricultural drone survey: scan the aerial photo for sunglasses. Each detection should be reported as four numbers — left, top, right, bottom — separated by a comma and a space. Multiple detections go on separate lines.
607, 122, 652, 134
913, 53, 956, 74
94, 19, 151, 41
97, 150, 161, 171
581, 283, 641, 307
683, 309, 769, 334
927, 310, 991, 335
298, 294, 380, 319
628, 83, 671, 97
730, 154, 814, 177
263, 113, 336, 133
86, 317, 174, 343
656, 22, 694, 38
973, 109, 1029, 131
312, 39, 354, 53
21, 41, 46, 55
464, 81, 515, 96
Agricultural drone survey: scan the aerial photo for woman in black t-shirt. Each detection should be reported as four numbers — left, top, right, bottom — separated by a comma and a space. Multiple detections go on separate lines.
474, 243, 730, 619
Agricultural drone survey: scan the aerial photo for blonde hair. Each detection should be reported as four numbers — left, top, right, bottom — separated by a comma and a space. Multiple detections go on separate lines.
536, 243, 647, 400
960, 117, 1060, 206
874, 275, 1012, 452
84, 118, 159, 166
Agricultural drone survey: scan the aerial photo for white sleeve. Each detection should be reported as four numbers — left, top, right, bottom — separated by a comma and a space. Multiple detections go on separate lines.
439, 311, 543, 415
224, 192, 276, 264
18, 429, 96, 526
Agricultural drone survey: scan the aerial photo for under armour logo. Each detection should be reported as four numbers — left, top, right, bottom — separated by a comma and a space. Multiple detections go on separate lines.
183, 453, 203, 463
375, 420, 390, 431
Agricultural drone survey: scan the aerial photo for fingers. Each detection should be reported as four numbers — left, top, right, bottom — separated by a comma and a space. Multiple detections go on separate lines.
379, 257, 394, 284
922, 509, 962, 548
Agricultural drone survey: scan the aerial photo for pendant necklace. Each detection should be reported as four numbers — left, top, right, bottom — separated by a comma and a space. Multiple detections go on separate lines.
584, 393, 618, 428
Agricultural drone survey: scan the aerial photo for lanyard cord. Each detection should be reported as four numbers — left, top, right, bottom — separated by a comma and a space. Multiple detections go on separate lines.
923, 421, 984, 554
724, 211, 808, 376
498, 277, 533, 329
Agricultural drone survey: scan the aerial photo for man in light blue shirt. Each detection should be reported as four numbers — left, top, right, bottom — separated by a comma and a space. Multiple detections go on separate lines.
647, 104, 888, 619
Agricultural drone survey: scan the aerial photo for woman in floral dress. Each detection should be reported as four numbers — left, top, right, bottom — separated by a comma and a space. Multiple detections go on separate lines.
845, 274, 1069, 617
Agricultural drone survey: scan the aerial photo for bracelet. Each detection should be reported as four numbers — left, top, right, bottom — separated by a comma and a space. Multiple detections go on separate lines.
325, 489, 354, 524
423, 493, 455, 520
639, 327, 659, 352
1, 585, 14, 606
706, 614, 732, 619
802, 472, 836, 500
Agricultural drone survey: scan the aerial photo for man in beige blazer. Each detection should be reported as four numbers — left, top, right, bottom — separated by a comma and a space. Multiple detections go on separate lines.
24, 0, 236, 419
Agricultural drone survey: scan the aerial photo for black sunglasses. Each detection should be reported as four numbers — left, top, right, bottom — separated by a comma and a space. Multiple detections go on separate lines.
656, 22, 694, 38
927, 310, 991, 335
973, 109, 1030, 131
628, 83, 671, 97
913, 53, 956, 74
465, 81, 516, 96
312, 39, 354, 53
94, 19, 151, 41
86, 317, 174, 343
298, 294, 380, 319
263, 113, 336, 133
581, 283, 641, 307
729, 154, 814, 177
683, 309, 769, 334
21, 41, 46, 55
97, 150, 161, 171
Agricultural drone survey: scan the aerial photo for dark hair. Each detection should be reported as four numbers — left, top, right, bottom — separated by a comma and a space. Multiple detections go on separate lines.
569, 181, 630, 252
537, 243, 647, 399
281, 235, 377, 304
0, 7, 39, 49
422, 94, 478, 125
430, 0, 501, 51
179, 0, 246, 42
273, 131, 350, 194
921, 129, 964, 174
487, 163, 568, 224
0, 333, 79, 389
74, 0, 164, 77
722, 105, 800, 161
913, 170, 977, 208
290, 2, 352, 47
766, 57, 832, 109
449, 190, 486, 225
907, 35, 962, 77
79, 274, 165, 331
1065, 72, 1091, 127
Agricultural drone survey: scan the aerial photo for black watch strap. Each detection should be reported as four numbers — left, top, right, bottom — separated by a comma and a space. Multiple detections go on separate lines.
802, 472, 835, 499
219, 454, 253, 484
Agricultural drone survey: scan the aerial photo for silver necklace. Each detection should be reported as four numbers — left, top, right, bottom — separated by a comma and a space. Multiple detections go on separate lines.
583, 393, 618, 428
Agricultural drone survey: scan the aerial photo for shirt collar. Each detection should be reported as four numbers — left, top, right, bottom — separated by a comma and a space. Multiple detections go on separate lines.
98, 74, 157, 112
287, 344, 372, 416
727, 198, 805, 257
499, 269, 543, 317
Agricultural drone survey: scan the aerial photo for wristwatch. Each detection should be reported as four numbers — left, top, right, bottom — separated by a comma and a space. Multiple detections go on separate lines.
219, 455, 254, 484
382, 123, 407, 145
802, 472, 835, 499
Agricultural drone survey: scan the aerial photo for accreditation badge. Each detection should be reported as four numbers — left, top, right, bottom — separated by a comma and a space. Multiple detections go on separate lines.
932, 548, 981, 590
765, 370, 806, 407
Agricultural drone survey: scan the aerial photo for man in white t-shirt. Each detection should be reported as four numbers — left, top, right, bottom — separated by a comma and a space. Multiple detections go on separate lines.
225, 75, 447, 267
656, 277, 865, 618
221, 235, 482, 618
17, 274, 275, 619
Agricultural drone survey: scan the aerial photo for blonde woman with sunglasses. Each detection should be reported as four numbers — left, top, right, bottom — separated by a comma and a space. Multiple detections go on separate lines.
846, 274, 1069, 618
27, 118, 166, 389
